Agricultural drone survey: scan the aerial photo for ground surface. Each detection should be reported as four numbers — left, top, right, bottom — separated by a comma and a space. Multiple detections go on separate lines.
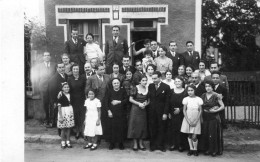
25, 143, 260, 162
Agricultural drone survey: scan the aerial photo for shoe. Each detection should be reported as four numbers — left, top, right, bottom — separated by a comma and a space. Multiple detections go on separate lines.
150, 147, 155, 152
75, 133, 79, 140
83, 143, 93, 149
217, 151, 223, 155
204, 151, 210, 155
119, 143, 125, 150
169, 145, 176, 151
90, 144, 97, 151
66, 141, 72, 148
193, 150, 199, 156
132, 147, 138, 151
109, 143, 115, 150
178, 147, 184, 152
138, 144, 146, 151
160, 148, 166, 152
211, 152, 217, 157
187, 150, 193, 156
61, 141, 66, 149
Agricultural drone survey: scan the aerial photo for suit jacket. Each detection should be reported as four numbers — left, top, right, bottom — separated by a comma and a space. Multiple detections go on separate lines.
81, 70, 96, 80
148, 82, 171, 115
119, 65, 136, 75
64, 38, 87, 64
194, 82, 206, 97
104, 36, 128, 68
85, 74, 111, 102
166, 51, 184, 76
182, 51, 200, 70
204, 74, 229, 93
36, 62, 56, 92
48, 72, 67, 102
57, 92, 71, 107
214, 84, 227, 105
132, 71, 144, 85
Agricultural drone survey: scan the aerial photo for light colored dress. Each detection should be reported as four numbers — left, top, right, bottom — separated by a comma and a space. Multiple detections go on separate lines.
84, 98, 103, 137
154, 56, 173, 73
194, 69, 211, 81
84, 43, 103, 62
181, 96, 203, 134
57, 94, 75, 129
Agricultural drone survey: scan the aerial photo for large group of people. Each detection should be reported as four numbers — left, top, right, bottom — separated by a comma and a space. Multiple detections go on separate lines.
36, 25, 229, 157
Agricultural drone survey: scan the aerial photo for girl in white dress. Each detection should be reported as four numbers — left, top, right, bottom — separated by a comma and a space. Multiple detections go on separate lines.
181, 85, 203, 156
83, 89, 102, 150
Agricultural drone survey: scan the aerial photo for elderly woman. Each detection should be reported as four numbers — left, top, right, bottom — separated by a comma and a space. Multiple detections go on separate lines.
67, 64, 86, 139
168, 76, 187, 152
146, 64, 156, 86
61, 53, 73, 76
154, 46, 173, 75
109, 62, 124, 82
84, 33, 104, 63
104, 78, 128, 150
200, 80, 224, 157
128, 75, 149, 151
194, 61, 211, 81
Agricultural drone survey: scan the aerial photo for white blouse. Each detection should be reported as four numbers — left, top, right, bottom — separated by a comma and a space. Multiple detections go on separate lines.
84, 43, 104, 61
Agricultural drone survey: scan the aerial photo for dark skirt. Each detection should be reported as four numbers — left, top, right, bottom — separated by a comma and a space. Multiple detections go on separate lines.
71, 97, 85, 131
199, 113, 223, 153
107, 116, 127, 143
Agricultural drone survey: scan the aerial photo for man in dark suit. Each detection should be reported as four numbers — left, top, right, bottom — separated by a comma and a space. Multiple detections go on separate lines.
105, 26, 128, 74
191, 72, 206, 97
212, 71, 228, 129
64, 29, 86, 74
151, 40, 159, 58
119, 55, 135, 75
81, 62, 96, 80
182, 41, 200, 70
166, 41, 184, 76
204, 62, 229, 93
148, 71, 171, 152
36, 52, 56, 126
85, 63, 111, 140
132, 60, 144, 85
48, 62, 67, 128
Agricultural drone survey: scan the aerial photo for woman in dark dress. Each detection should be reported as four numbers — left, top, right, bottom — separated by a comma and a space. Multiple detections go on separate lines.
168, 76, 187, 151
128, 75, 149, 151
200, 80, 224, 157
67, 64, 86, 139
177, 65, 189, 87
105, 78, 128, 150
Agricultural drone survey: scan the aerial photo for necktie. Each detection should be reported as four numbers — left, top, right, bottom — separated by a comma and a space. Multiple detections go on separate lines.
189, 51, 193, 56
113, 37, 117, 46
155, 84, 158, 90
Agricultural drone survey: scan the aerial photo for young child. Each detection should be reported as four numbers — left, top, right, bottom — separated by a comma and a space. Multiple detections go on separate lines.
83, 89, 102, 150
142, 50, 155, 73
57, 82, 75, 149
181, 85, 203, 156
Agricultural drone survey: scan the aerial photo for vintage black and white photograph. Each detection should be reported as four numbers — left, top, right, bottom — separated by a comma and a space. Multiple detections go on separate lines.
2, 0, 260, 161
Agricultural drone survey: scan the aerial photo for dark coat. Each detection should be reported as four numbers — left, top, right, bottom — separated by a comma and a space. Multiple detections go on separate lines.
104, 36, 128, 73
64, 38, 86, 64
48, 72, 67, 102
166, 51, 184, 76
195, 82, 206, 97
182, 51, 200, 70
148, 82, 171, 115
57, 92, 71, 107
214, 84, 227, 105
204, 74, 229, 93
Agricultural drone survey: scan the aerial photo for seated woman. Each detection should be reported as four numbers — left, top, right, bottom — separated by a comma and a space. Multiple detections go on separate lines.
194, 60, 211, 81
199, 80, 224, 157
84, 33, 104, 63
128, 75, 150, 151
162, 70, 176, 90
185, 65, 195, 85
154, 45, 173, 76
104, 78, 128, 150
61, 53, 73, 76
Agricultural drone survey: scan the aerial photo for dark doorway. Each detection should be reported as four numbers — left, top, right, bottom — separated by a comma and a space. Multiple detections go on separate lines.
131, 31, 157, 62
